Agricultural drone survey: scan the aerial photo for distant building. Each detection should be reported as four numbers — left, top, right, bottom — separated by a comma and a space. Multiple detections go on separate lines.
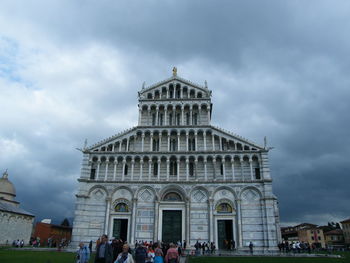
281, 223, 325, 248
281, 223, 317, 242
33, 222, 72, 247
298, 227, 325, 248
0, 171, 35, 245
324, 229, 345, 249
340, 218, 350, 248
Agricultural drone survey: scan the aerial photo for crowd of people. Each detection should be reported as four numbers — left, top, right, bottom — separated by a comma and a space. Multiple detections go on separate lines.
278, 241, 314, 253
77, 235, 184, 263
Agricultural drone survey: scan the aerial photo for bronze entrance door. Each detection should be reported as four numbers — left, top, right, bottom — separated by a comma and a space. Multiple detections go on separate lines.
113, 219, 128, 241
162, 210, 182, 243
217, 220, 233, 249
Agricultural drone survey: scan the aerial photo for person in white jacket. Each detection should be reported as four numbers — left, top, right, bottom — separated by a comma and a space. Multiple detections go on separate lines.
115, 244, 134, 263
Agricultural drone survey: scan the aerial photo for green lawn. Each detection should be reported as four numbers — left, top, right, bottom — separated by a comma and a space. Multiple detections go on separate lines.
0, 249, 95, 263
188, 252, 349, 263
0, 248, 349, 263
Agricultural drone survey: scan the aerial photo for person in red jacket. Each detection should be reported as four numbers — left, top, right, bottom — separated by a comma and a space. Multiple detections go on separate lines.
165, 243, 179, 263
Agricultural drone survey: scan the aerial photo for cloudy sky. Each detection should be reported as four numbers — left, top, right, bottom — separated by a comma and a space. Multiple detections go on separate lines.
0, 0, 349, 226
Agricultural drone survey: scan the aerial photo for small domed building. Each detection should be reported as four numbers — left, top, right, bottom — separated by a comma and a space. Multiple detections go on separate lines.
0, 170, 35, 245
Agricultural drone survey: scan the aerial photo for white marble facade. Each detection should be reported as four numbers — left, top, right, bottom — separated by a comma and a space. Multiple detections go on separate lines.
71, 70, 282, 251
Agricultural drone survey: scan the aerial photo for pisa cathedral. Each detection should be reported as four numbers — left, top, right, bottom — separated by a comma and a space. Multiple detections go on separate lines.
71, 69, 281, 251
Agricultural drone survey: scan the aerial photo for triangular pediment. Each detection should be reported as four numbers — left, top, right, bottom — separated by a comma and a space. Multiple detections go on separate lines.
139, 75, 211, 99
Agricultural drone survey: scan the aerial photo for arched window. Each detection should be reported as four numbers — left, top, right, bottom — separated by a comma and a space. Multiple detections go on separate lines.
186, 113, 190, 125
216, 203, 233, 213
220, 163, 224, 175
169, 113, 173, 125
147, 93, 152, 99
176, 113, 181, 125
193, 113, 198, 125
188, 138, 195, 151
90, 167, 96, 180
153, 139, 159, 151
153, 162, 158, 176
159, 114, 163, 126
197, 92, 202, 98
115, 203, 129, 212
124, 164, 128, 175
189, 162, 194, 176
170, 161, 177, 175
152, 113, 156, 125
170, 139, 177, 152
163, 192, 182, 201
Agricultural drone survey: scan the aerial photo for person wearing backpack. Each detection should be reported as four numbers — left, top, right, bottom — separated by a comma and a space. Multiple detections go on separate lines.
135, 243, 147, 263
77, 242, 90, 263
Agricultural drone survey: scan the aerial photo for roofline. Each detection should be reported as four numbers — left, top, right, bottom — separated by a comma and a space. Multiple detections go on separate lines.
141, 75, 210, 94
0, 208, 35, 217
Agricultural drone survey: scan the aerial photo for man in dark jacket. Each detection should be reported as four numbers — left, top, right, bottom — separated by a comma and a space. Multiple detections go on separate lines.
95, 234, 113, 263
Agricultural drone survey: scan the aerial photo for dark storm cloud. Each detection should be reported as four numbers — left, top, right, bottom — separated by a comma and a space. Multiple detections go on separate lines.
0, 0, 349, 225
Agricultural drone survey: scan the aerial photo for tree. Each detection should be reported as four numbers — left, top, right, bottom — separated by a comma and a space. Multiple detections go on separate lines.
61, 218, 70, 227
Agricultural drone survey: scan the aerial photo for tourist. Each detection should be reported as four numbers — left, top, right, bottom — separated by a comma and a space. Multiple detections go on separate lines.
95, 234, 113, 263
165, 243, 179, 263
154, 243, 164, 263
210, 242, 215, 254
135, 243, 147, 263
194, 240, 200, 256
89, 240, 93, 253
115, 244, 134, 263
146, 246, 155, 263
249, 241, 253, 254
77, 242, 90, 263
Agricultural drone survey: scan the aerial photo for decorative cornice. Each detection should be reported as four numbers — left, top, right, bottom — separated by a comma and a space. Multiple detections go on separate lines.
141, 75, 210, 94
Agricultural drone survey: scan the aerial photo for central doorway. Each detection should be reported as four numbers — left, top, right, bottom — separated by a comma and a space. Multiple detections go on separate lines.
113, 219, 128, 241
162, 210, 182, 243
217, 220, 233, 249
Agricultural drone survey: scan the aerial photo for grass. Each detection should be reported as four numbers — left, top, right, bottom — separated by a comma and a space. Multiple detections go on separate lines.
0, 248, 349, 263
188, 252, 350, 263
0, 248, 95, 263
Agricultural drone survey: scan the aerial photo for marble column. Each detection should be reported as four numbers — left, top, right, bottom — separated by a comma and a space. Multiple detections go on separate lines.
122, 159, 126, 181
131, 198, 137, 245
164, 109, 168, 125
166, 158, 170, 181
208, 198, 214, 243
186, 199, 190, 246
181, 106, 184, 125
249, 158, 254, 180
204, 159, 208, 181
177, 133, 180, 151
141, 133, 145, 152
154, 200, 160, 242
157, 159, 161, 180
194, 132, 198, 151
104, 160, 109, 181
212, 134, 215, 151
231, 159, 235, 181
176, 159, 180, 181
236, 199, 243, 248
167, 134, 170, 151
96, 161, 101, 180
104, 198, 111, 234
186, 133, 189, 151
203, 132, 207, 151
159, 134, 162, 152
150, 133, 154, 152
148, 160, 152, 181
113, 160, 117, 181
131, 158, 135, 181
190, 106, 193, 125
139, 159, 143, 181
186, 157, 189, 181
222, 159, 226, 181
